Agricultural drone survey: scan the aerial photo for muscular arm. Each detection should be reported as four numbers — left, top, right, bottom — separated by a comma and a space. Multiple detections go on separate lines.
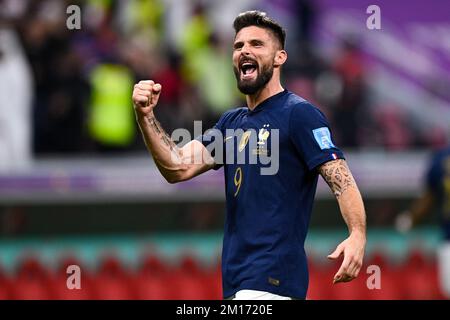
133, 80, 215, 183
319, 159, 366, 234
318, 159, 366, 283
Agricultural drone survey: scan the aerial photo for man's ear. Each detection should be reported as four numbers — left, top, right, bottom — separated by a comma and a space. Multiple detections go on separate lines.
274, 50, 287, 67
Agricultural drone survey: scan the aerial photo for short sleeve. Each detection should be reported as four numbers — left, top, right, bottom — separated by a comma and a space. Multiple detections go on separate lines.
194, 110, 232, 170
289, 102, 345, 171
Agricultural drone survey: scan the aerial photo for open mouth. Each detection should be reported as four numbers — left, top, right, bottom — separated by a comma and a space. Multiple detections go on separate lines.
240, 60, 258, 80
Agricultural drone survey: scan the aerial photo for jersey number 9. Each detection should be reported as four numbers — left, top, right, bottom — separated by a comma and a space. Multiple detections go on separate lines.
234, 167, 243, 197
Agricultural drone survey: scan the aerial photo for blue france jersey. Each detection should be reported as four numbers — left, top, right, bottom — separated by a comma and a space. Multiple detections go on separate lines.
426, 147, 450, 240
199, 90, 344, 298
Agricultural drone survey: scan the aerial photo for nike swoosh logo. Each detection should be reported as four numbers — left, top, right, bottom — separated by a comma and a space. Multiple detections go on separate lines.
224, 136, 233, 142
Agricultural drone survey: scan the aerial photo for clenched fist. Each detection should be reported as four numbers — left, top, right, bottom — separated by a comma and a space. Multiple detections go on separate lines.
132, 80, 162, 117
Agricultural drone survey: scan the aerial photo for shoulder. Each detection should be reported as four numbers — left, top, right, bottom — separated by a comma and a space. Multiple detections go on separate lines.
284, 92, 324, 117
222, 106, 247, 118
285, 94, 327, 127
217, 107, 247, 126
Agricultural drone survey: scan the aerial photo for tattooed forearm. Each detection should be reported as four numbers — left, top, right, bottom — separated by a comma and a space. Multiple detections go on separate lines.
319, 159, 366, 237
319, 159, 356, 199
147, 116, 161, 134
146, 115, 177, 151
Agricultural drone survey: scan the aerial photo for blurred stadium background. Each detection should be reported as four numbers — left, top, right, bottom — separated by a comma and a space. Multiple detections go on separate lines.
0, 0, 449, 299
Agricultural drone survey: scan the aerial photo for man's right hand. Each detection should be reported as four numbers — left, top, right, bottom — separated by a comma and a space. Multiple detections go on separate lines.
132, 80, 162, 117
131, 79, 214, 183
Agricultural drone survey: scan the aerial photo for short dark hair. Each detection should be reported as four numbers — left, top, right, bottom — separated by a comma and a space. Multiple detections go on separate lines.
233, 11, 286, 49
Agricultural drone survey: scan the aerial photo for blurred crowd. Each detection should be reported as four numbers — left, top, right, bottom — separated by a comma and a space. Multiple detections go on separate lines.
0, 0, 447, 165
0, 249, 446, 300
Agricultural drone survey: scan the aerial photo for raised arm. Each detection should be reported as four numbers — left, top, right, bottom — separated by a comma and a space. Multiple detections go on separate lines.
132, 80, 215, 183
318, 159, 366, 284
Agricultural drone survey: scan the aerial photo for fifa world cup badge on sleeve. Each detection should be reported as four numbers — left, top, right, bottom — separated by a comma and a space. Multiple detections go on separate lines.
312, 127, 335, 150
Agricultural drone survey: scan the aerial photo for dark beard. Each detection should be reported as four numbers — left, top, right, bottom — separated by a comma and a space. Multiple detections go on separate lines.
234, 64, 274, 95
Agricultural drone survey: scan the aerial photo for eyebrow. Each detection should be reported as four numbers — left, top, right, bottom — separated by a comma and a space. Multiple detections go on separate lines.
233, 39, 265, 49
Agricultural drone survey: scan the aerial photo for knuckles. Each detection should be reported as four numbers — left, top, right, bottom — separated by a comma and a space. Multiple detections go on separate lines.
132, 81, 161, 111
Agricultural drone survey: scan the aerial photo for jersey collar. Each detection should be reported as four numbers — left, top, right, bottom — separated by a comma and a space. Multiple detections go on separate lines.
247, 89, 288, 115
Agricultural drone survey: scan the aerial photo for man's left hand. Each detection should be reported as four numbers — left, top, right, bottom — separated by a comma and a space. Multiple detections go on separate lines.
327, 232, 366, 284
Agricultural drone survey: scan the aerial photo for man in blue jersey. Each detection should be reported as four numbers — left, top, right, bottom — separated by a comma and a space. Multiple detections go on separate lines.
132, 11, 366, 300
396, 146, 450, 298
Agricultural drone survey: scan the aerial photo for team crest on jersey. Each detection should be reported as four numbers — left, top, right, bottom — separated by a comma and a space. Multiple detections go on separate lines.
257, 124, 270, 146
253, 124, 270, 156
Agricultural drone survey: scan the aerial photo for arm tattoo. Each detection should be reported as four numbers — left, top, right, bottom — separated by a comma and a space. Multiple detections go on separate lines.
319, 159, 356, 199
146, 115, 176, 151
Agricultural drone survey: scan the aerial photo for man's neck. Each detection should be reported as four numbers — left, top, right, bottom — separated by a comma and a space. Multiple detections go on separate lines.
246, 82, 284, 110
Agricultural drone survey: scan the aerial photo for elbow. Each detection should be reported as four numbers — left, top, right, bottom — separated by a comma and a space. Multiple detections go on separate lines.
165, 174, 182, 184
164, 169, 189, 184
156, 161, 191, 184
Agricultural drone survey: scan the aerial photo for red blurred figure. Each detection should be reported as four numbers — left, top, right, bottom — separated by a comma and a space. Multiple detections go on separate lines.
0, 265, 11, 300
165, 255, 211, 300
10, 256, 51, 300
400, 250, 443, 300
91, 255, 134, 300
364, 251, 403, 300
133, 254, 172, 300
49, 256, 94, 300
